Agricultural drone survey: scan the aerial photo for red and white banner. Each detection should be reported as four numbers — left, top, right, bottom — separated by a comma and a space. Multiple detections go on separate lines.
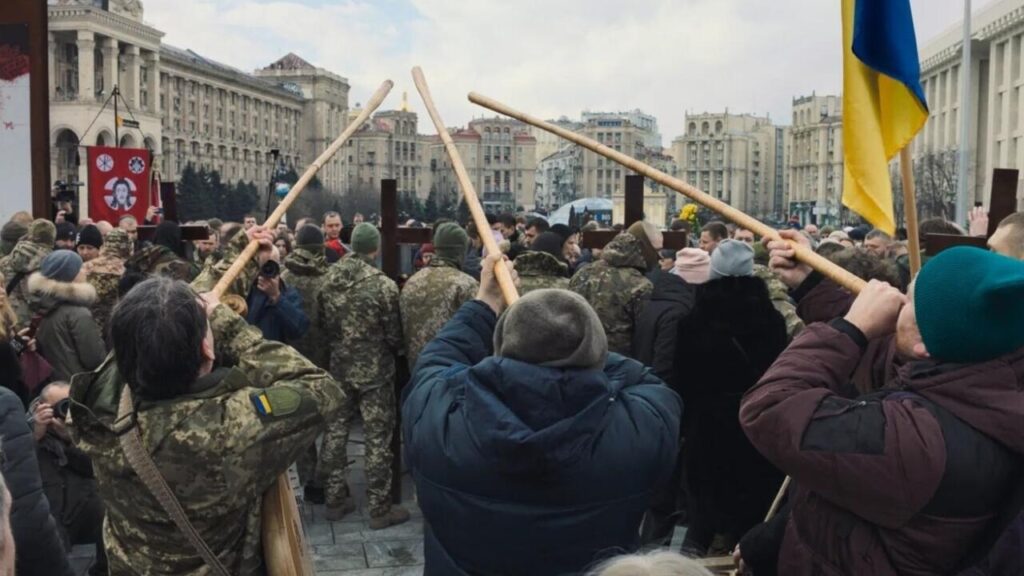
87, 146, 153, 223
0, 24, 33, 222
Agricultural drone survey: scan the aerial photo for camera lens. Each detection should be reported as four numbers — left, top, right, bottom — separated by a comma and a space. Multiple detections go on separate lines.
55, 398, 71, 420
260, 260, 280, 278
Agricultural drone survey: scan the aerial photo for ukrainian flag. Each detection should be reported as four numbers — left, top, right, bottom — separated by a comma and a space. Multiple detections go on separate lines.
842, 0, 930, 235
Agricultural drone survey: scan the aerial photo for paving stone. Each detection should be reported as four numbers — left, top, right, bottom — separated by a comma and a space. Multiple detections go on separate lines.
364, 540, 425, 568
313, 542, 368, 571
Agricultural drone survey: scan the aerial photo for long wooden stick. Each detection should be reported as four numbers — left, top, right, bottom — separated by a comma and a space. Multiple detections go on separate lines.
414, 68, 519, 305
468, 92, 868, 295
211, 79, 395, 297
900, 148, 922, 278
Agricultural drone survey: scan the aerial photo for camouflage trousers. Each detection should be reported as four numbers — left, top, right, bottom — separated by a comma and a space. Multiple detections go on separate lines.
318, 381, 396, 517
297, 442, 319, 488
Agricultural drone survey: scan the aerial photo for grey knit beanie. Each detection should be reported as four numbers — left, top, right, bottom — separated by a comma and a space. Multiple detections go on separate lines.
494, 289, 608, 371
709, 239, 754, 279
40, 250, 83, 282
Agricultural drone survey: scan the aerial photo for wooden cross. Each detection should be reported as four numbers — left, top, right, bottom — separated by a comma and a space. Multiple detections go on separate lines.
925, 168, 1019, 257
579, 175, 690, 250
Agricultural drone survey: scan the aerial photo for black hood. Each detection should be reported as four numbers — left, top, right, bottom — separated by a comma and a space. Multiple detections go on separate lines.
648, 270, 694, 305
694, 276, 779, 335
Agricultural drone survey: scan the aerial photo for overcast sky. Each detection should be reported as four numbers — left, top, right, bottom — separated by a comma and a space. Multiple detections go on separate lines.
143, 0, 993, 144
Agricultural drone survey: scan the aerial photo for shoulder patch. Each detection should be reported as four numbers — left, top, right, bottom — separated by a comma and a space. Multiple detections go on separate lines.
250, 388, 302, 419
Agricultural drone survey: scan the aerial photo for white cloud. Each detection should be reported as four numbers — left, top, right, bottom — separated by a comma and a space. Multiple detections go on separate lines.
143, 0, 984, 144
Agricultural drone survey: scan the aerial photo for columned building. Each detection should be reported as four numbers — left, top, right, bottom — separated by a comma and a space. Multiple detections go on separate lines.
787, 94, 843, 226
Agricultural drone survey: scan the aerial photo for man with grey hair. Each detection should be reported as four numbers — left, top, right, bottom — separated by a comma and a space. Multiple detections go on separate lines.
864, 229, 893, 259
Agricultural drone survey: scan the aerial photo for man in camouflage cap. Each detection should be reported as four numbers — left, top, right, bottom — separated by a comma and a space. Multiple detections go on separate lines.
317, 223, 408, 527
70, 225, 345, 574
126, 221, 198, 282
515, 231, 570, 295
0, 219, 55, 326
0, 218, 28, 258
570, 232, 653, 356
84, 229, 131, 335
400, 222, 479, 370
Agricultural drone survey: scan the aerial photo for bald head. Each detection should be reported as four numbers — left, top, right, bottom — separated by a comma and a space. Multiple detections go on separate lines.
989, 212, 1024, 260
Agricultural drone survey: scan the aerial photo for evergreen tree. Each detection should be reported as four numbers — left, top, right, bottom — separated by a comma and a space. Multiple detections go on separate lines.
423, 188, 439, 223
176, 163, 214, 221
456, 196, 470, 226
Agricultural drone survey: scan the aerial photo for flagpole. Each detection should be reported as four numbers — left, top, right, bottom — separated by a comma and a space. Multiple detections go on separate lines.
900, 147, 922, 277
956, 0, 972, 227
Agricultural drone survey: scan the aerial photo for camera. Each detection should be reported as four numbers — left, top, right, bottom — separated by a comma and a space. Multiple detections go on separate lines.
260, 259, 281, 279
54, 398, 71, 421
9, 335, 27, 356
52, 180, 83, 203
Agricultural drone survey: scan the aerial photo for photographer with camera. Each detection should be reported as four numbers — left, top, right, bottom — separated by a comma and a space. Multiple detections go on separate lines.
30, 382, 106, 575
245, 245, 309, 343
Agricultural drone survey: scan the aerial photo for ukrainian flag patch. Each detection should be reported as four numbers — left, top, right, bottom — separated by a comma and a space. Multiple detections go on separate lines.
251, 392, 273, 416
249, 388, 302, 420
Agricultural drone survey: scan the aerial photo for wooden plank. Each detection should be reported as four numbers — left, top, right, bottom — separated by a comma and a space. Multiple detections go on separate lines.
395, 227, 432, 246
380, 179, 399, 280
581, 230, 688, 250
136, 224, 208, 242
925, 233, 988, 257
625, 175, 643, 226
987, 168, 1019, 237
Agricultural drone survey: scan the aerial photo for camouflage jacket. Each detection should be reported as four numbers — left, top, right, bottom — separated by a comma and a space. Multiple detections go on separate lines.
569, 234, 653, 356
126, 245, 198, 283
190, 231, 258, 298
400, 260, 479, 371
753, 264, 805, 341
318, 254, 402, 391
84, 230, 132, 335
69, 304, 344, 576
515, 251, 570, 295
0, 239, 53, 327
282, 246, 329, 369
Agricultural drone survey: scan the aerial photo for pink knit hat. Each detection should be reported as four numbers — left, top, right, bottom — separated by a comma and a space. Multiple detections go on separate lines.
673, 248, 711, 285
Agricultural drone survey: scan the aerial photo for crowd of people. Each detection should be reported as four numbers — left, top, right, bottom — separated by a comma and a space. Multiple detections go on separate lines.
0, 202, 1021, 576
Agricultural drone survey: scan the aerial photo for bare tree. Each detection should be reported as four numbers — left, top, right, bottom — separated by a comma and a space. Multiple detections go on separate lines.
891, 149, 959, 223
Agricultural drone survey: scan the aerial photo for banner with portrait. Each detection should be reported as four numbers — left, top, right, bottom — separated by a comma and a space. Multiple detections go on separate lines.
87, 146, 153, 224
0, 23, 32, 222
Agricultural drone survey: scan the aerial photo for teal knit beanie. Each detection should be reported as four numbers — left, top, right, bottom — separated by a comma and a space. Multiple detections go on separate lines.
915, 246, 1024, 363
350, 223, 380, 255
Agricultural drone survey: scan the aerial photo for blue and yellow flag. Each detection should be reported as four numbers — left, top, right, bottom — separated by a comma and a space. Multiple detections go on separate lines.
842, 0, 929, 234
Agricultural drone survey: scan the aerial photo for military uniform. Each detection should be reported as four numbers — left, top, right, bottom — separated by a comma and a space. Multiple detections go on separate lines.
514, 251, 570, 295
753, 264, 805, 341
316, 253, 402, 516
400, 259, 478, 371
0, 239, 52, 327
569, 234, 653, 356
126, 244, 198, 282
84, 229, 131, 334
69, 243, 344, 575
282, 246, 329, 369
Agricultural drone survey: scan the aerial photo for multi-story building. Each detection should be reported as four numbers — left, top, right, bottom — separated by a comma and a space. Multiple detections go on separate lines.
428, 117, 538, 212
578, 115, 651, 198
530, 116, 583, 165
787, 94, 843, 226
581, 109, 662, 149
534, 146, 582, 212
345, 107, 429, 199
917, 0, 1024, 213
47, 0, 349, 217
671, 112, 781, 219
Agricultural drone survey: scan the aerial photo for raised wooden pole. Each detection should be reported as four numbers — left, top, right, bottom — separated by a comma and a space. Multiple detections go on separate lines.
625, 174, 644, 226
468, 92, 867, 295
899, 148, 922, 278
210, 79, 393, 576
413, 67, 519, 305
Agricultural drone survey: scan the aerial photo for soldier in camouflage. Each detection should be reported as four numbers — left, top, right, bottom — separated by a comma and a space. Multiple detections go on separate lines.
514, 231, 570, 295
0, 219, 55, 327
400, 222, 479, 370
84, 229, 131, 335
282, 225, 330, 501
69, 225, 344, 575
126, 221, 198, 282
570, 233, 653, 356
316, 223, 407, 527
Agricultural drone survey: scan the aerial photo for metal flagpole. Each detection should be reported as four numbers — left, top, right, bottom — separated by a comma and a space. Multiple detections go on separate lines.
957, 0, 972, 226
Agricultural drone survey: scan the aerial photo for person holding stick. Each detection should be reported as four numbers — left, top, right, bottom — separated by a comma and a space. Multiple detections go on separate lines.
403, 253, 681, 576
69, 225, 345, 575
735, 234, 1024, 575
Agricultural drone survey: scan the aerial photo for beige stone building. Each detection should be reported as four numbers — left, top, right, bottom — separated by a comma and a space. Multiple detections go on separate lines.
430, 117, 538, 212
345, 107, 429, 199
787, 94, 843, 226
578, 114, 651, 198
918, 0, 1024, 212
671, 112, 782, 220
47, 0, 349, 217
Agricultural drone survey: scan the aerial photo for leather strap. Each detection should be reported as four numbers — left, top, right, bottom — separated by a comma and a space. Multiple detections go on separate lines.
117, 386, 231, 576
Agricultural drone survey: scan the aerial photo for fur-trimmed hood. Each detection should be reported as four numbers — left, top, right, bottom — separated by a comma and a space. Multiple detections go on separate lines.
27, 272, 97, 314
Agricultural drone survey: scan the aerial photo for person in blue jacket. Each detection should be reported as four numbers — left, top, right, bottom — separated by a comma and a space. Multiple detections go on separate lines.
246, 255, 309, 343
403, 253, 682, 576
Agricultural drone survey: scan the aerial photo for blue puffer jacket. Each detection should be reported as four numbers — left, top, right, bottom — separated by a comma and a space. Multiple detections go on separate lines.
403, 300, 682, 576
245, 280, 309, 343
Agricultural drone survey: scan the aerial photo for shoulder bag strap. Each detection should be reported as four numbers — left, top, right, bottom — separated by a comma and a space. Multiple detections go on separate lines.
116, 386, 231, 576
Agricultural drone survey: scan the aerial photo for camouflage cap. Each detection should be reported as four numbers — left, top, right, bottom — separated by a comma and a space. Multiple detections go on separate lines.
28, 219, 56, 246
1, 220, 27, 243
101, 228, 133, 259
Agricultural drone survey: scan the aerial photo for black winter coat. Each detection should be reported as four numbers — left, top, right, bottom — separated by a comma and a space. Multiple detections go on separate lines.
632, 271, 695, 383
0, 387, 74, 576
672, 276, 787, 543
0, 340, 29, 408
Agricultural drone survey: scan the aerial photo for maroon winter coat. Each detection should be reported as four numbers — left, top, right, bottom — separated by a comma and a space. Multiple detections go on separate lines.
740, 320, 1024, 575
